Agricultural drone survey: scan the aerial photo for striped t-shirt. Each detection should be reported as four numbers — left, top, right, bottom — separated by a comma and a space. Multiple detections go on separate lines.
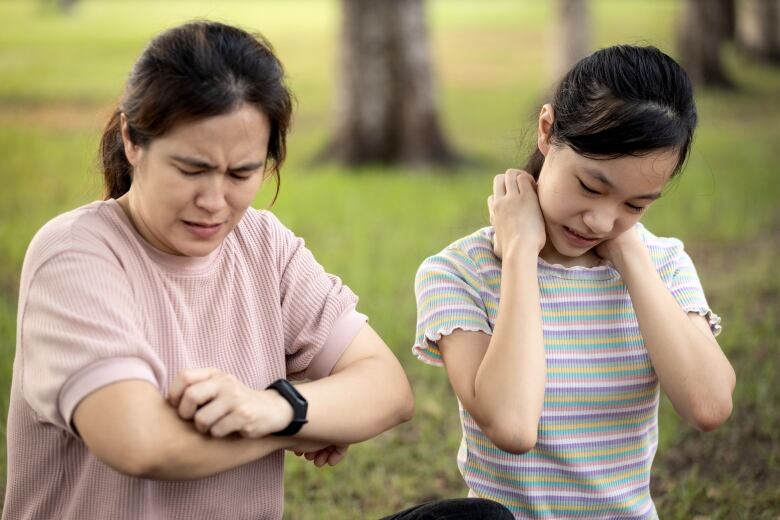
413, 224, 717, 519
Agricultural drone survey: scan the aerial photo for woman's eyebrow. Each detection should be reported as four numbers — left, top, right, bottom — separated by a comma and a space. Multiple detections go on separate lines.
583, 167, 662, 200
171, 155, 216, 170
171, 155, 264, 172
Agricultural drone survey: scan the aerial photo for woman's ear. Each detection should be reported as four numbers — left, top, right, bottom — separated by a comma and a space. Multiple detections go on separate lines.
120, 113, 142, 167
537, 104, 554, 157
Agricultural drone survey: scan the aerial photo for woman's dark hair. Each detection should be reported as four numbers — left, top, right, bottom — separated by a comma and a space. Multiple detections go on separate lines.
525, 45, 697, 179
100, 21, 293, 200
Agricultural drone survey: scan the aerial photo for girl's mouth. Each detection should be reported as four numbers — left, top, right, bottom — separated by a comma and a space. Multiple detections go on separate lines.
563, 226, 600, 247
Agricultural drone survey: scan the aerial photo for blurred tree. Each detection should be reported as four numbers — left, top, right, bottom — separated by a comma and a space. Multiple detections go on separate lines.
40, 0, 77, 14
678, 0, 735, 87
553, 0, 591, 80
738, 0, 780, 64
321, 0, 459, 168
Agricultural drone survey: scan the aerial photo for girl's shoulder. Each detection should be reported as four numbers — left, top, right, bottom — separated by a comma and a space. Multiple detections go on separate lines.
420, 227, 498, 273
635, 222, 693, 272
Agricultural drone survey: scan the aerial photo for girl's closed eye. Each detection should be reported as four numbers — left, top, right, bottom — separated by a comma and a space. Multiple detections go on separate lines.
577, 178, 601, 195
625, 202, 646, 213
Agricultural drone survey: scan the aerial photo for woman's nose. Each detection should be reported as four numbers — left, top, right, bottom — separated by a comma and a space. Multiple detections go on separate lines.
195, 175, 227, 213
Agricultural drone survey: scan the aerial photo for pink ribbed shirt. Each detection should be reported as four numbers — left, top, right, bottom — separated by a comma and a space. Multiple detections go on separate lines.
3, 199, 367, 520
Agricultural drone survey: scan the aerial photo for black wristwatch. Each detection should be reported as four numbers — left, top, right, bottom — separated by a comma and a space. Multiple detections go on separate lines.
266, 379, 308, 436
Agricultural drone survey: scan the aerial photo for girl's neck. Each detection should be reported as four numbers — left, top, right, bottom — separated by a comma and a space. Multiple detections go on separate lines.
539, 241, 603, 268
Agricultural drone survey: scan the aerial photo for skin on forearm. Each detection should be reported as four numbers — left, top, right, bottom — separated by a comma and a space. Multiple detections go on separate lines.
611, 245, 736, 431
74, 380, 306, 480
290, 325, 415, 445
441, 244, 546, 453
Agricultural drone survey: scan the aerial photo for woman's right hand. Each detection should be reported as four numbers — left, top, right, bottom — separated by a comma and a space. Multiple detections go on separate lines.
168, 368, 293, 439
488, 169, 546, 259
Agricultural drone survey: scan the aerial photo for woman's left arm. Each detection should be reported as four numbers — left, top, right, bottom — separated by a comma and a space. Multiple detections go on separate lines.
170, 323, 414, 446
291, 323, 415, 443
601, 230, 736, 432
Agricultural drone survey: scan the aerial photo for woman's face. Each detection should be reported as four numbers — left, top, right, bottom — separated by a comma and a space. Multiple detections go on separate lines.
120, 104, 271, 257
535, 104, 679, 266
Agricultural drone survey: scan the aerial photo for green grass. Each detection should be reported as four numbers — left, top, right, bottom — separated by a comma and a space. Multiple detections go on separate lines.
1, 1, 779, 518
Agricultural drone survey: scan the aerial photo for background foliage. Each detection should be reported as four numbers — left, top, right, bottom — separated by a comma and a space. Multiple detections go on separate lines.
0, 1, 778, 518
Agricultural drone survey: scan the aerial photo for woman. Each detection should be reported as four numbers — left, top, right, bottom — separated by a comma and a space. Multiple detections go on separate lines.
2, 20, 421, 519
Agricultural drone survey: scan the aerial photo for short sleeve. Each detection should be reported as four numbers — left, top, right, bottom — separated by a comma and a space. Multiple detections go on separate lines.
275, 224, 366, 380
668, 248, 722, 336
19, 250, 164, 434
413, 247, 491, 366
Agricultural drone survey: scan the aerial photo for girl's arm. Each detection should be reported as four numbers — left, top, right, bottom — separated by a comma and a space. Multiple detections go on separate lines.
601, 230, 735, 431
437, 170, 547, 454
169, 323, 415, 446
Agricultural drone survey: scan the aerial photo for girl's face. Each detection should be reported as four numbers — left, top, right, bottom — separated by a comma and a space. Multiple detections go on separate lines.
119, 104, 271, 257
535, 104, 679, 267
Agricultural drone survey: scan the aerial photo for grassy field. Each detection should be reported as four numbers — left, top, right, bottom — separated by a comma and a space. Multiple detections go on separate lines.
1, 1, 779, 518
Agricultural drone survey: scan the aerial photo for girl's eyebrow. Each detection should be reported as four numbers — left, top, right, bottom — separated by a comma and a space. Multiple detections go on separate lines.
583, 167, 662, 200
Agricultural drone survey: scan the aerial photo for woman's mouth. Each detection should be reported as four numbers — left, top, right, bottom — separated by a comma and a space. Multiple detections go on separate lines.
182, 220, 224, 239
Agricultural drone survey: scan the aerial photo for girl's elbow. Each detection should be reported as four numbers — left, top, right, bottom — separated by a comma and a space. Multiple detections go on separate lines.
395, 379, 416, 424
690, 396, 733, 432
484, 421, 538, 455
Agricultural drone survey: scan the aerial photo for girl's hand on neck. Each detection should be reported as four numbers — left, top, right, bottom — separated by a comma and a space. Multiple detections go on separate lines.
488, 169, 546, 261
594, 226, 648, 271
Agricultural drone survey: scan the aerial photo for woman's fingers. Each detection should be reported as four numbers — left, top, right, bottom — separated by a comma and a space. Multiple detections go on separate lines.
177, 377, 222, 420
192, 397, 232, 435
168, 367, 221, 407
327, 445, 349, 466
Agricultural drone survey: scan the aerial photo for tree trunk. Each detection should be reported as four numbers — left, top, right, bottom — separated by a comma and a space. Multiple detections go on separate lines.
738, 0, 780, 64
553, 0, 591, 80
678, 0, 734, 87
323, 0, 459, 168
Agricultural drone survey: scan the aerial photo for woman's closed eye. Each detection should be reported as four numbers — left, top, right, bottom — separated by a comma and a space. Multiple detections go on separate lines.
178, 167, 205, 176
229, 172, 252, 181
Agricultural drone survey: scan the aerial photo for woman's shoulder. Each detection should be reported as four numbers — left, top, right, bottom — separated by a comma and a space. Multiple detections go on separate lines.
25, 200, 127, 266
232, 207, 294, 249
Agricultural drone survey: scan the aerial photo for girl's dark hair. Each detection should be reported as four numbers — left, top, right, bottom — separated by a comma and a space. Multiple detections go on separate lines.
99, 21, 293, 200
525, 45, 697, 179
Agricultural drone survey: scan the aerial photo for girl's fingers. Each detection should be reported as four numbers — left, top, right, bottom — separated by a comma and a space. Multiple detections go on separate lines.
493, 174, 506, 197
168, 367, 221, 406
504, 169, 522, 194
516, 171, 536, 191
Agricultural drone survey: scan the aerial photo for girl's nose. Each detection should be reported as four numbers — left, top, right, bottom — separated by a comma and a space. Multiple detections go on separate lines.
582, 207, 615, 235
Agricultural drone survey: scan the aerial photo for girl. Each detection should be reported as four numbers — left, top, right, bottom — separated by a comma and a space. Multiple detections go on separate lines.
413, 45, 735, 519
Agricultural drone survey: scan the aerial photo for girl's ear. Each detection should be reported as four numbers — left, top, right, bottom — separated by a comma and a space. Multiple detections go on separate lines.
120, 113, 142, 167
537, 104, 554, 157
